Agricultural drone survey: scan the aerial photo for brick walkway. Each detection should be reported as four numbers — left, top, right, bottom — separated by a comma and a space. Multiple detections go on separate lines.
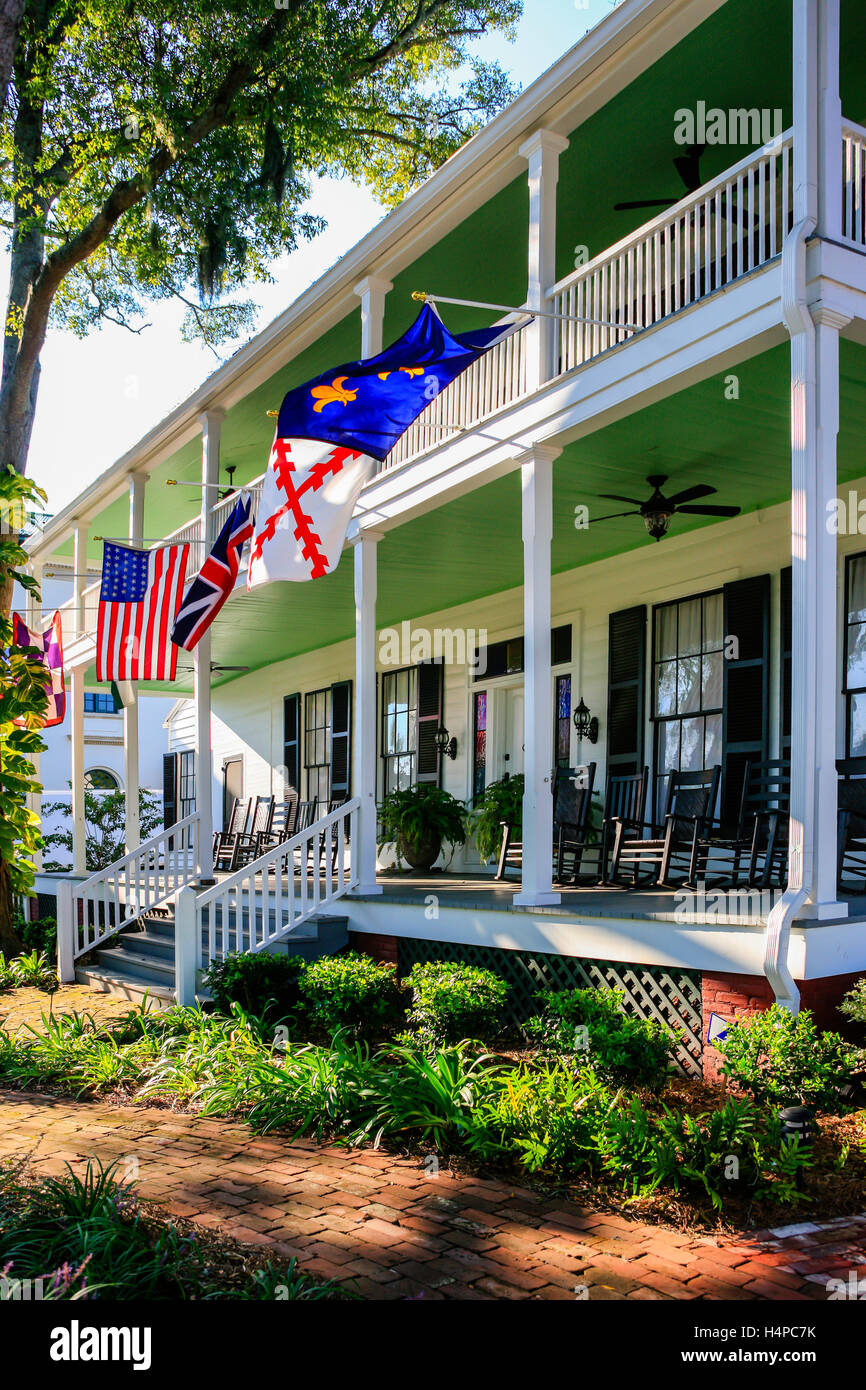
1, 1089, 864, 1300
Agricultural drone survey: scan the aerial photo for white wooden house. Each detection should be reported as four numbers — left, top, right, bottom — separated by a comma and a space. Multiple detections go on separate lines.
24, 0, 866, 1075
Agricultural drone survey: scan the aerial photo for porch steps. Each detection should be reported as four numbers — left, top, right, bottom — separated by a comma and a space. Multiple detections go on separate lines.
74, 904, 350, 1006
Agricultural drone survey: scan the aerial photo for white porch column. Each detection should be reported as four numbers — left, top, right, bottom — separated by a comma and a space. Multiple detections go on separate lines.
195, 408, 223, 881
72, 524, 88, 641
123, 473, 146, 852
351, 530, 383, 895
70, 664, 86, 875
518, 129, 568, 390
354, 274, 393, 358
514, 445, 561, 907
817, 0, 842, 240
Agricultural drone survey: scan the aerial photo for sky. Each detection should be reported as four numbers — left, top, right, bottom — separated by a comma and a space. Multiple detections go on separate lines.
19, 1, 619, 517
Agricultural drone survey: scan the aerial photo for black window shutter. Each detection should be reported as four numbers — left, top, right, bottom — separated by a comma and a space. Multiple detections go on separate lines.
283, 693, 301, 795
722, 574, 771, 826
162, 753, 178, 829
780, 566, 792, 758
416, 660, 443, 784
606, 606, 646, 777
329, 681, 352, 797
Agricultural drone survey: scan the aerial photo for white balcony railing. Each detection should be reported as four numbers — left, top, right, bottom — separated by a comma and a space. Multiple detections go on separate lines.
548, 131, 794, 377
383, 318, 528, 471
843, 120, 866, 247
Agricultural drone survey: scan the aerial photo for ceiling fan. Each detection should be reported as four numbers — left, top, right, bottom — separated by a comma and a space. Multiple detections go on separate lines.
614, 144, 708, 213
590, 474, 741, 541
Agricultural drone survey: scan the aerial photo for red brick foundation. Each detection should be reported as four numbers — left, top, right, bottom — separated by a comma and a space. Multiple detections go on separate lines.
347, 931, 399, 968
702, 969, 865, 1081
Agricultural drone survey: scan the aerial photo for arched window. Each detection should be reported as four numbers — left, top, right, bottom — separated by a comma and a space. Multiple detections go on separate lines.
83, 768, 121, 791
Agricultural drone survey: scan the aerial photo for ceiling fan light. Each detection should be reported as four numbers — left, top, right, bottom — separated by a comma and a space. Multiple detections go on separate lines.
644, 510, 673, 541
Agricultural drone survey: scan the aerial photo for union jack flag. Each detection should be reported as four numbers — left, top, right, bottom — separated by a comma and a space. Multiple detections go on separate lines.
248, 304, 520, 588
96, 541, 189, 682
172, 494, 254, 652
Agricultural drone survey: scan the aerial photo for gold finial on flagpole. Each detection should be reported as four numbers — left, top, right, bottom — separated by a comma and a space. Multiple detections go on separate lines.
411, 290, 428, 302
166, 479, 177, 486
266, 410, 278, 418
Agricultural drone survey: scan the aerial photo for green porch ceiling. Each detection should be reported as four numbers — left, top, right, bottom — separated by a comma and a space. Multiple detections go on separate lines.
96, 337, 866, 695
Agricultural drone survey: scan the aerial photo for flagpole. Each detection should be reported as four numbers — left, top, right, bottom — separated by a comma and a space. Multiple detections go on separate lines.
411, 289, 643, 333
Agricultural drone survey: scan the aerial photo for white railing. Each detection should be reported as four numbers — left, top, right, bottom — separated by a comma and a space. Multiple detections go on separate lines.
175, 797, 359, 1001
843, 120, 866, 247
548, 131, 794, 377
383, 320, 528, 471
57, 813, 201, 978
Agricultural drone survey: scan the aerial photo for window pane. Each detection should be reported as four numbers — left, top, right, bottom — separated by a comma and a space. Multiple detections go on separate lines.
657, 720, 680, 772
678, 598, 702, 656
850, 556, 866, 623
851, 694, 866, 756
847, 623, 866, 690
680, 717, 704, 771
656, 605, 677, 661
677, 655, 701, 713
702, 592, 723, 651
704, 713, 723, 769
701, 652, 723, 710
655, 659, 677, 716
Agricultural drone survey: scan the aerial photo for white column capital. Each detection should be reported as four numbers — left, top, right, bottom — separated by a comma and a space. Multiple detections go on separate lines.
518, 128, 569, 170
198, 405, 227, 428
810, 303, 851, 331
349, 527, 385, 547
513, 443, 562, 470
353, 273, 394, 300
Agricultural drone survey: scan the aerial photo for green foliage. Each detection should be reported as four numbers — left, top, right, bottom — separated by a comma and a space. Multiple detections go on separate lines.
377, 784, 467, 863
0, 470, 49, 917
203, 951, 306, 1027
0, 949, 56, 992
42, 788, 163, 872
3, 1, 521, 365
0, 1007, 824, 1209
0, 1158, 348, 1300
403, 959, 509, 1046
840, 977, 866, 1028
524, 987, 672, 1090
14, 911, 56, 961
718, 1004, 857, 1111
469, 774, 524, 860
298, 952, 402, 1038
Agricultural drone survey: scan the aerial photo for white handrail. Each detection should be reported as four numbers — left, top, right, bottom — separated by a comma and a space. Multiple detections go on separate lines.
188, 798, 360, 990
65, 812, 201, 966
547, 133, 793, 378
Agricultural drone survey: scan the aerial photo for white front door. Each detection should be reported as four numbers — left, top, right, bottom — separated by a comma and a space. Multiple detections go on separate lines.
501, 686, 525, 780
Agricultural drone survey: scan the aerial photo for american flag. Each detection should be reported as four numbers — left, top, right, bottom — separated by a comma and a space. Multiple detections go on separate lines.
172, 494, 254, 652
96, 541, 189, 682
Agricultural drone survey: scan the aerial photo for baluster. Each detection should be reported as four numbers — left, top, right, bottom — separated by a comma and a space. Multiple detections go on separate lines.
337, 815, 345, 892
857, 139, 864, 244
653, 229, 661, 326
299, 835, 309, 919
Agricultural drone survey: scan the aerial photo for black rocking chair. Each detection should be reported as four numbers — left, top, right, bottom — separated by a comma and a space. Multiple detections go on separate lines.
213, 796, 252, 872
496, 764, 597, 883
609, 766, 721, 888
694, 758, 790, 888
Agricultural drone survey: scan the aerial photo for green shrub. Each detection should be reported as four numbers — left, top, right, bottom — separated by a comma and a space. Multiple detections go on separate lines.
717, 1004, 857, 1111
203, 950, 306, 1026
466, 1061, 613, 1172
298, 952, 402, 1038
524, 986, 671, 1089
403, 960, 509, 1046
840, 977, 866, 1028
0, 949, 56, 992
14, 912, 57, 961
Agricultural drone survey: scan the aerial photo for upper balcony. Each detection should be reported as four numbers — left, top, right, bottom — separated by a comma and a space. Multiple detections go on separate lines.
48, 116, 866, 661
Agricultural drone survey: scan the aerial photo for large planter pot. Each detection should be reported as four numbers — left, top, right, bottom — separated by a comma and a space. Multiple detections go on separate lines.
398, 831, 442, 871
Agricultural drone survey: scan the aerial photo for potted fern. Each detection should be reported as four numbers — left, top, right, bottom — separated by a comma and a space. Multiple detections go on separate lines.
378, 784, 468, 870
469, 774, 524, 862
